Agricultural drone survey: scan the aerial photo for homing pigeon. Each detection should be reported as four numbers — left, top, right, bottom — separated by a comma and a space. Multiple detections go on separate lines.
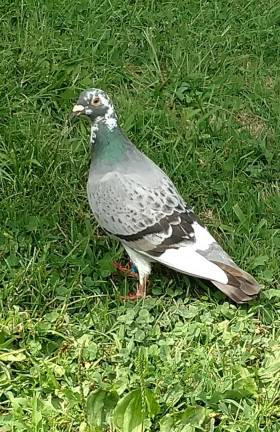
71, 88, 260, 303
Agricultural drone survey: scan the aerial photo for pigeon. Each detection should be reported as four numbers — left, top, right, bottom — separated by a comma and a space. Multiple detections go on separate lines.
71, 88, 261, 303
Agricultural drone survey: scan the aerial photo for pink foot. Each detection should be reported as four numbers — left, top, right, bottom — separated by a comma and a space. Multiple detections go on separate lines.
121, 279, 148, 301
113, 261, 138, 278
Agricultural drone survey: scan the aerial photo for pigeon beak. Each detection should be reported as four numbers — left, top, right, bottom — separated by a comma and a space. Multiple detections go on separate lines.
72, 104, 85, 116
69, 104, 85, 123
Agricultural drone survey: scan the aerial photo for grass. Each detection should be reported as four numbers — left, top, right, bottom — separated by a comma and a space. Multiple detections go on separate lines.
0, 0, 280, 430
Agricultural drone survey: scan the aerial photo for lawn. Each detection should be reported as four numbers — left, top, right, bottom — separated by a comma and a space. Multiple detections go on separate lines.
0, 0, 280, 430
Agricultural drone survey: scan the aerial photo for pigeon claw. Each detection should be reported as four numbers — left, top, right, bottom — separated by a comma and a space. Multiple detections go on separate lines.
113, 261, 138, 278
121, 283, 146, 301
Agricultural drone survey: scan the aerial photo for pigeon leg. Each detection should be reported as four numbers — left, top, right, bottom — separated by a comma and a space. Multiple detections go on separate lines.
113, 260, 138, 278
121, 276, 148, 301
120, 245, 151, 300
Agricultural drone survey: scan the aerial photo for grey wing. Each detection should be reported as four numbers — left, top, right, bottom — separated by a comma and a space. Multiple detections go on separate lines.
87, 171, 197, 254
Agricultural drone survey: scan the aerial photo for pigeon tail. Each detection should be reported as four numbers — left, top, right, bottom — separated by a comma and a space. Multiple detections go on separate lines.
210, 262, 260, 304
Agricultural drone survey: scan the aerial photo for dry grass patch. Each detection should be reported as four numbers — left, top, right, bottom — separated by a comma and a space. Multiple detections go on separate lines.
235, 111, 267, 138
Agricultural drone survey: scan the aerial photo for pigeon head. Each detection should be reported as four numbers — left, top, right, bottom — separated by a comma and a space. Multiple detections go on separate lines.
72, 88, 117, 129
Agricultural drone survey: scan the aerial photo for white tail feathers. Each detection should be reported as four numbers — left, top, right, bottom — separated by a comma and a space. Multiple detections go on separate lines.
149, 246, 228, 284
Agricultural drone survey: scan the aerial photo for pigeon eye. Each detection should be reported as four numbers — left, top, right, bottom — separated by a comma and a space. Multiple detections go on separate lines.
91, 96, 101, 106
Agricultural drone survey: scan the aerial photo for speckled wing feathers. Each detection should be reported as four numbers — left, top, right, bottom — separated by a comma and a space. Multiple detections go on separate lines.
87, 171, 195, 255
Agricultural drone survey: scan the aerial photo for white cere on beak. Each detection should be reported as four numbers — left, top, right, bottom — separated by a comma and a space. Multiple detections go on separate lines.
72, 104, 85, 113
